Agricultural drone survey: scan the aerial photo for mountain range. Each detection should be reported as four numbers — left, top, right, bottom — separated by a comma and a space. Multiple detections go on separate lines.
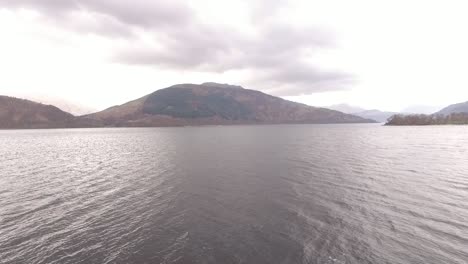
0, 83, 374, 129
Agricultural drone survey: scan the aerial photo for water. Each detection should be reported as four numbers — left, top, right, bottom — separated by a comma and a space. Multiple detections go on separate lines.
1, 124, 467, 264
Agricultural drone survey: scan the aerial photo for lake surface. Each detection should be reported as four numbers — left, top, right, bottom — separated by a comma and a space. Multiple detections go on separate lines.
1, 124, 467, 264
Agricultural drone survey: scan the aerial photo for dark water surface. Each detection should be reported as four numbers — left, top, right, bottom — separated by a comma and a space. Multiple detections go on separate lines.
1, 125, 467, 264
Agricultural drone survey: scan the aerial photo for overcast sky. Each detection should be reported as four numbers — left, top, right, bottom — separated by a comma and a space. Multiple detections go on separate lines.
1, 0, 467, 112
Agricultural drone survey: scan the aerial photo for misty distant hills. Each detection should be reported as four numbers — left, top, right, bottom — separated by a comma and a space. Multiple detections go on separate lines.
352, 110, 398, 123
327, 104, 397, 123
88, 83, 374, 126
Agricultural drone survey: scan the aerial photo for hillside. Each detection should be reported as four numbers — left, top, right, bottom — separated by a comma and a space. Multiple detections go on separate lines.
0, 96, 100, 129
0, 96, 75, 129
435, 101, 468, 115
88, 83, 374, 126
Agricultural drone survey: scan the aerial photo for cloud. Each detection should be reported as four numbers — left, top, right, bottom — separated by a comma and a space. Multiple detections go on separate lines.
258, 63, 355, 95
1, 0, 191, 27
0, 0, 352, 96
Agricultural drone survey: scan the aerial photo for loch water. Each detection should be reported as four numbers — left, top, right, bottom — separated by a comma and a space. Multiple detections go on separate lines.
1, 124, 467, 264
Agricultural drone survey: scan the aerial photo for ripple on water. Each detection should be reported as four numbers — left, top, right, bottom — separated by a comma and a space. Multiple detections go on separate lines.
0, 125, 467, 264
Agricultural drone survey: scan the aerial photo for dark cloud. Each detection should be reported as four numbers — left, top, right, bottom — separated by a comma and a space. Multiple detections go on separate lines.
0, 0, 352, 95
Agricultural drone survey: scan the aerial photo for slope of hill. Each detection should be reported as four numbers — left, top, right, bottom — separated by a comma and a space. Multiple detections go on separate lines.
0, 96, 100, 129
435, 101, 468, 115
0, 96, 76, 129
88, 83, 375, 126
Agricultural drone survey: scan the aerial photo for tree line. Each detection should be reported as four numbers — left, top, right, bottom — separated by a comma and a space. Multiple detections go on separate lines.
385, 113, 468, 125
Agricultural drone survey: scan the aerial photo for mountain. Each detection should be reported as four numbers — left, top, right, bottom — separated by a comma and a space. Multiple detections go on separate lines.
434, 101, 468, 115
0, 96, 100, 129
87, 83, 374, 126
352, 109, 398, 123
0, 83, 374, 129
327, 104, 365, 114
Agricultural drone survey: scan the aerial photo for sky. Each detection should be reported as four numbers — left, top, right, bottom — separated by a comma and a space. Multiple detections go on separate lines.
1, 0, 468, 113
